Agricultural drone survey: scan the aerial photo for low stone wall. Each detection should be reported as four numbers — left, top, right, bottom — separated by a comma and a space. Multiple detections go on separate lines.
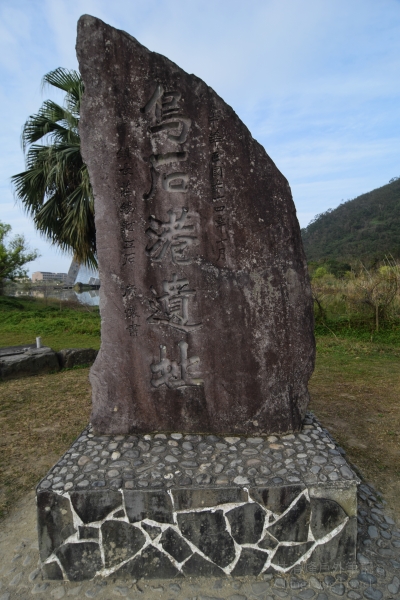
37, 413, 359, 581
0, 346, 98, 380
0, 347, 60, 380
56, 348, 98, 370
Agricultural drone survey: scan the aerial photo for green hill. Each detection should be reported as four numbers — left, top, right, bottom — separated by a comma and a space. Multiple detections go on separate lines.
301, 177, 400, 263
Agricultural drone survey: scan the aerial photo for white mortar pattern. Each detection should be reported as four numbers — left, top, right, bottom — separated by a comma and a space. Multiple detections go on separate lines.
40, 481, 354, 580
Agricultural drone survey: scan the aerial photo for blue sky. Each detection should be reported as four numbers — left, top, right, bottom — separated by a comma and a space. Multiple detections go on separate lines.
1, 0, 399, 275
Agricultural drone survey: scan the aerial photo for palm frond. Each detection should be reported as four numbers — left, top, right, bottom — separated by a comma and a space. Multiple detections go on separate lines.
12, 68, 96, 268
22, 100, 79, 149
43, 68, 83, 116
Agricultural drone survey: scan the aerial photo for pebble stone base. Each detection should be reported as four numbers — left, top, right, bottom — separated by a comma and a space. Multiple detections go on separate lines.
37, 413, 357, 493
36, 413, 359, 581
1, 466, 399, 599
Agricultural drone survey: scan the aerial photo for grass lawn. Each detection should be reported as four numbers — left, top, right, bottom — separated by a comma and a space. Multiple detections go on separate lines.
0, 295, 399, 522
0, 295, 100, 351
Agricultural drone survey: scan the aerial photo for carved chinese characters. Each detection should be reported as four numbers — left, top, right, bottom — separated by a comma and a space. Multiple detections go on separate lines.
141, 83, 203, 390
78, 15, 315, 435
151, 341, 203, 389
147, 273, 202, 333
209, 109, 228, 262
145, 208, 198, 265
116, 147, 139, 338
142, 85, 191, 200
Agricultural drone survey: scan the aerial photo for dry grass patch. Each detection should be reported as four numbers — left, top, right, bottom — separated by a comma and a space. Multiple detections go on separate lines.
309, 336, 400, 519
0, 368, 91, 519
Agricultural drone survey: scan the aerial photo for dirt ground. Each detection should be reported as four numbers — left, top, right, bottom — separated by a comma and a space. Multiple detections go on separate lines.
309, 338, 400, 519
0, 368, 91, 519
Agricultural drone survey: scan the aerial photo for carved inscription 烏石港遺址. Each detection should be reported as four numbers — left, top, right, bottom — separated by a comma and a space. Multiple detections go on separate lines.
147, 273, 202, 333
116, 146, 139, 337
141, 84, 203, 387
142, 84, 192, 201
150, 341, 204, 389
209, 109, 228, 262
145, 207, 198, 265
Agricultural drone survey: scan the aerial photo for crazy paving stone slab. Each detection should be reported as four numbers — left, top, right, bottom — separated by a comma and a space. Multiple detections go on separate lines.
37, 413, 359, 580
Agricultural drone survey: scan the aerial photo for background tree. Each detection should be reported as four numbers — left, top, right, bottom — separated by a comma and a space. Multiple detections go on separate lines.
0, 221, 39, 292
11, 68, 96, 268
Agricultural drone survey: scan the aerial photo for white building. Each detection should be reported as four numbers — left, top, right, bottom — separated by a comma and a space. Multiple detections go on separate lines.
31, 271, 68, 283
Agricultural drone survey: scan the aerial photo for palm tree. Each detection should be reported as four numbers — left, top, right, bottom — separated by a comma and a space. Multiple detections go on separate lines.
12, 68, 96, 268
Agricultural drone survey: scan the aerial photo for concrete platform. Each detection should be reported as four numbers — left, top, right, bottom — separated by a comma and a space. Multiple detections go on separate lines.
0, 345, 98, 380
36, 413, 359, 581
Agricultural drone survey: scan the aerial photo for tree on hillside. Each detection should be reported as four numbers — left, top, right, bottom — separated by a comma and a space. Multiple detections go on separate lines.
0, 221, 39, 291
11, 68, 96, 268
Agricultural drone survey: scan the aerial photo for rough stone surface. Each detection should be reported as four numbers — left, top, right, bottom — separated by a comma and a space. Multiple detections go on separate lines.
114, 545, 180, 579
172, 487, 247, 510
273, 541, 314, 566
79, 525, 99, 540
259, 531, 279, 550
0, 345, 97, 379
41, 561, 64, 580
101, 521, 145, 567
182, 553, 225, 577
268, 494, 311, 542
230, 548, 268, 576
56, 542, 102, 581
56, 348, 98, 369
310, 517, 358, 572
251, 485, 306, 514
76, 14, 315, 436
124, 489, 174, 523
226, 503, 265, 544
37, 490, 76, 561
0, 343, 37, 356
0, 346, 59, 381
141, 523, 161, 539
310, 498, 347, 540
177, 510, 236, 568
70, 490, 122, 523
160, 527, 192, 562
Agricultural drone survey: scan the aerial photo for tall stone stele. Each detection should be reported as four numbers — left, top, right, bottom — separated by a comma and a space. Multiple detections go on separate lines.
77, 15, 315, 436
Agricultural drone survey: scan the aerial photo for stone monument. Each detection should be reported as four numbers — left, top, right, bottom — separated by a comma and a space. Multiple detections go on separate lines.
77, 15, 315, 436
36, 15, 358, 582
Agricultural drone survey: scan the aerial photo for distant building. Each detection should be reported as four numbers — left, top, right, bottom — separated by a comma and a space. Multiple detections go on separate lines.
65, 259, 100, 286
65, 259, 81, 286
32, 271, 68, 283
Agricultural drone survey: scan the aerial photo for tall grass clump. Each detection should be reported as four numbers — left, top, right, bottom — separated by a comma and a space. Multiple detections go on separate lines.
310, 258, 400, 345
